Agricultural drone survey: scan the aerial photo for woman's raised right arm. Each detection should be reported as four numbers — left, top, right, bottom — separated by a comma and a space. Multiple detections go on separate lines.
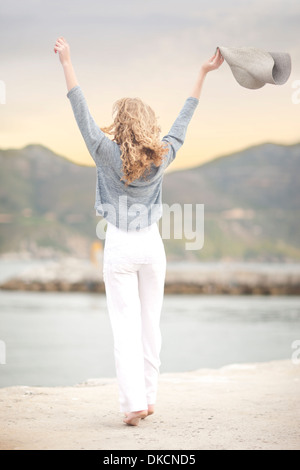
54, 37, 115, 166
54, 37, 78, 92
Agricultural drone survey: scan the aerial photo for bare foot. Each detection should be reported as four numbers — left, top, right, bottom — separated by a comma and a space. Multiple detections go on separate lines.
141, 404, 155, 419
124, 405, 155, 422
123, 410, 148, 426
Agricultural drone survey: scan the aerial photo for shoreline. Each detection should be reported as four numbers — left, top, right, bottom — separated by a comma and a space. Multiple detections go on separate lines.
0, 359, 299, 450
1, 258, 300, 295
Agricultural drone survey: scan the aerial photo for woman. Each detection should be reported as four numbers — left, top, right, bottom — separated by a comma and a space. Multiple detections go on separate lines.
54, 37, 224, 426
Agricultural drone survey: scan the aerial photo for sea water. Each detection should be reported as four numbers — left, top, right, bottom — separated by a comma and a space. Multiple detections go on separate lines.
0, 286, 299, 387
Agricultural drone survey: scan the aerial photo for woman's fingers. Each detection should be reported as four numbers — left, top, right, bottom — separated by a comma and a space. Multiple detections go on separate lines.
209, 49, 223, 65
54, 40, 65, 54
215, 48, 224, 63
214, 50, 224, 66
54, 37, 68, 49
54, 36, 68, 54
215, 49, 222, 61
54, 37, 71, 65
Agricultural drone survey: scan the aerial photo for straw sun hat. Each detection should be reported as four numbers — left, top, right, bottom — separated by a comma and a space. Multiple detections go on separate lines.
218, 46, 291, 89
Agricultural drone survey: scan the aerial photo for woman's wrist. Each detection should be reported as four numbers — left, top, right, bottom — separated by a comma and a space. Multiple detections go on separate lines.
62, 60, 72, 68
62, 60, 79, 92
190, 69, 207, 99
199, 66, 208, 77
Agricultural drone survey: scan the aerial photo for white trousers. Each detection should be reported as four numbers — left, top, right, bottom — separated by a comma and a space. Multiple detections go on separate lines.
103, 221, 166, 413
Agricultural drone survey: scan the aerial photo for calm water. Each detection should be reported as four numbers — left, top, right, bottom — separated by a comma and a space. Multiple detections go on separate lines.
0, 288, 299, 387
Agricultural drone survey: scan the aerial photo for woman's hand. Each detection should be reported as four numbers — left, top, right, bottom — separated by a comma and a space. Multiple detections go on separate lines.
54, 37, 71, 66
54, 37, 78, 92
201, 48, 224, 74
190, 49, 224, 99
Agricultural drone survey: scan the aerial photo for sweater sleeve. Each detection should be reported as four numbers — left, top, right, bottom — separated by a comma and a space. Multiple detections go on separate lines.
67, 85, 115, 166
162, 96, 199, 168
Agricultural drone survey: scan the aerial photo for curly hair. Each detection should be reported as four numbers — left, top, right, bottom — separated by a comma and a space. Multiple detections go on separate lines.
101, 97, 168, 185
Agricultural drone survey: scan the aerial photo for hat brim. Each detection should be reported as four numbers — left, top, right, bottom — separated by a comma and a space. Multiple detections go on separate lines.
218, 46, 291, 89
269, 51, 292, 85
227, 65, 267, 89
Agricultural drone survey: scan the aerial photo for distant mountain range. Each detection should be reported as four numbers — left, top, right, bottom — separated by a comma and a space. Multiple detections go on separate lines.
0, 142, 299, 261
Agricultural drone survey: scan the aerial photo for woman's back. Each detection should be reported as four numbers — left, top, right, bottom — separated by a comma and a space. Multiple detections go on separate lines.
67, 85, 199, 230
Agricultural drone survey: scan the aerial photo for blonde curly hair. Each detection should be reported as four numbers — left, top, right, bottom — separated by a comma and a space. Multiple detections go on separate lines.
101, 97, 168, 185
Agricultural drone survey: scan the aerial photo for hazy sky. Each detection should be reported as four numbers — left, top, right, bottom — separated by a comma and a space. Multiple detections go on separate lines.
1, 0, 299, 170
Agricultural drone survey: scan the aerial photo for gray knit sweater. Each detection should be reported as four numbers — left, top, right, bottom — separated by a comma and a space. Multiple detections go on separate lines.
67, 86, 198, 230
